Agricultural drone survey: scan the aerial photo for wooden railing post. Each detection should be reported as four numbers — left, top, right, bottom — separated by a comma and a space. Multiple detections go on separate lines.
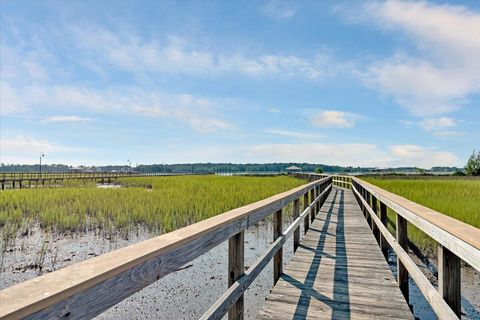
379, 202, 388, 258
303, 192, 309, 233
310, 188, 315, 223
360, 186, 366, 217
371, 195, 380, 244
366, 191, 373, 229
396, 214, 409, 304
273, 208, 283, 284
438, 245, 461, 317
315, 185, 320, 216
293, 198, 300, 252
228, 231, 244, 320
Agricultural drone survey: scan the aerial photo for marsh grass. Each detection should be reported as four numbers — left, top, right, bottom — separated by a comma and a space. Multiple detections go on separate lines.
363, 177, 480, 255
0, 175, 305, 245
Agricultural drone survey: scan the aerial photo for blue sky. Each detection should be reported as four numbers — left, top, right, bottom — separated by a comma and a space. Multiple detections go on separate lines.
1, 0, 479, 168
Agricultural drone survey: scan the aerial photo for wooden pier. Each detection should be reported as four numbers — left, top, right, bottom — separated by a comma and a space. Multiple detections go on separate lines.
0, 174, 478, 320
0, 172, 204, 189
257, 188, 412, 319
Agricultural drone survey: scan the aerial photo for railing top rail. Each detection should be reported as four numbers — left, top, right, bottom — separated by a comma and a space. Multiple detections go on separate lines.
0, 176, 331, 319
352, 177, 480, 251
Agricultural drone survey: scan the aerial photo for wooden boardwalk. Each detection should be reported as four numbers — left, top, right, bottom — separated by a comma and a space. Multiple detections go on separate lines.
257, 187, 413, 320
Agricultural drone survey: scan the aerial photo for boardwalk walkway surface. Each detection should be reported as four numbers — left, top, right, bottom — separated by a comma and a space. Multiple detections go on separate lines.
257, 187, 413, 320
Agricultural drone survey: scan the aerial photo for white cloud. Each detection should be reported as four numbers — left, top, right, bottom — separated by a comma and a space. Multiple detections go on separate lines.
219, 53, 328, 79
71, 26, 329, 80
431, 130, 463, 138
246, 143, 383, 165
311, 110, 356, 128
389, 145, 458, 168
418, 117, 456, 131
74, 31, 215, 75
242, 143, 458, 167
359, 1, 480, 116
260, 0, 298, 21
0, 81, 26, 115
41, 115, 93, 123
264, 128, 320, 140
0, 135, 83, 164
5, 83, 232, 132
0, 44, 50, 83
268, 108, 281, 113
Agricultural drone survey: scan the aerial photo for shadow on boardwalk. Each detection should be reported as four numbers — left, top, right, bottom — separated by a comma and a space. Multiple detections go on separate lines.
257, 187, 413, 320
283, 189, 350, 320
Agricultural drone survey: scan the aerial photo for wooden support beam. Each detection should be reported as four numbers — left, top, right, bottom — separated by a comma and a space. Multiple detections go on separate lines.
360, 186, 366, 217
228, 231, 244, 320
310, 189, 315, 223
380, 202, 388, 258
438, 244, 461, 317
371, 195, 380, 244
293, 198, 300, 252
396, 214, 409, 303
366, 191, 373, 229
303, 192, 309, 233
273, 209, 283, 285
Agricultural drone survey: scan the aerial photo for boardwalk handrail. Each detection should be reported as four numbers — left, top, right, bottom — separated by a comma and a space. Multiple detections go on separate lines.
0, 172, 208, 189
0, 176, 332, 320
323, 174, 479, 320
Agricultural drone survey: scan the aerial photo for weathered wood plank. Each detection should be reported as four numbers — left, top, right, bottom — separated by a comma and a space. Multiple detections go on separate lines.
438, 244, 461, 317
0, 178, 332, 319
380, 201, 388, 258
352, 184, 459, 320
293, 198, 300, 252
303, 192, 310, 233
273, 209, 283, 285
352, 177, 480, 271
202, 184, 332, 320
257, 188, 413, 320
396, 214, 409, 304
228, 231, 244, 320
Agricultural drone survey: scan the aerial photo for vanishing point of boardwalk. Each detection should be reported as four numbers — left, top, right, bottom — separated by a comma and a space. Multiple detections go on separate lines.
258, 187, 412, 319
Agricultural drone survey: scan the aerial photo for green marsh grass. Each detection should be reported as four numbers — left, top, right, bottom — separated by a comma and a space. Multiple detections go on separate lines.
362, 177, 480, 255
0, 175, 305, 242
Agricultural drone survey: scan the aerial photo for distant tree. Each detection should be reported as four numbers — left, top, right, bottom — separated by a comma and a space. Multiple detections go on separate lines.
452, 170, 466, 176
315, 167, 323, 174
415, 168, 426, 174
465, 150, 480, 176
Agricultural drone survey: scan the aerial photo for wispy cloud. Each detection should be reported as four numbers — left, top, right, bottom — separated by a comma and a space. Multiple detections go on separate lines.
0, 135, 85, 164
431, 130, 463, 138
71, 26, 330, 80
264, 128, 320, 140
260, 0, 298, 21
389, 144, 458, 167
4, 83, 232, 132
0, 81, 27, 115
418, 117, 456, 131
243, 143, 458, 167
400, 116, 463, 138
355, 1, 480, 116
310, 110, 357, 128
41, 115, 93, 123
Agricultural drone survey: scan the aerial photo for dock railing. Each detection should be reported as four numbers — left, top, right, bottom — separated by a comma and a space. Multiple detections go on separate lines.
317, 174, 479, 320
0, 172, 208, 189
0, 175, 332, 320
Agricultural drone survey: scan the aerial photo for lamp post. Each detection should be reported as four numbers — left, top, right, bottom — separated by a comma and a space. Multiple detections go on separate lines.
39, 153, 45, 178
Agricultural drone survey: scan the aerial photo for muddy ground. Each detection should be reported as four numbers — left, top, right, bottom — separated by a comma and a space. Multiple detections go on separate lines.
1, 222, 479, 319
